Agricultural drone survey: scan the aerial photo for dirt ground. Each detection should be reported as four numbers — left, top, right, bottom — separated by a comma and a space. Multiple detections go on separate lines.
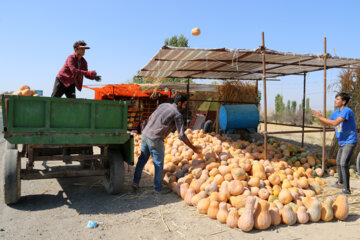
1, 114, 360, 240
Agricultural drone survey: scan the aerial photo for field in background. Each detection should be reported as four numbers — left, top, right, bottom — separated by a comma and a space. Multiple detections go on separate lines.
258, 123, 335, 146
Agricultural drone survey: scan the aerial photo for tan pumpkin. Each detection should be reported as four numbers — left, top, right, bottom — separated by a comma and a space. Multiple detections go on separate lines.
219, 181, 230, 198
191, 191, 207, 206
238, 196, 256, 232
180, 183, 189, 199
278, 189, 293, 205
229, 195, 247, 209
248, 177, 261, 188
197, 197, 210, 214
332, 195, 349, 220
268, 173, 281, 186
321, 198, 334, 222
209, 168, 220, 177
315, 168, 324, 177
231, 167, 247, 181
209, 192, 220, 202
216, 202, 229, 223
296, 206, 309, 224
281, 205, 296, 225
214, 174, 224, 185
251, 162, 266, 180
207, 200, 220, 219
184, 188, 196, 206
254, 200, 272, 230
224, 173, 233, 181
301, 196, 314, 209
226, 207, 239, 228
307, 199, 321, 222
229, 180, 244, 196
269, 206, 281, 226
250, 187, 260, 196
204, 181, 217, 194
258, 188, 270, 200
303, 189, 316, 198
296, 177, 309, 189
273, 200, 284, 210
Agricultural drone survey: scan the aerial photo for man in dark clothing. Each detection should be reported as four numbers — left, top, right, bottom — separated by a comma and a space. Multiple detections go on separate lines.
312, 92, 358, 195
51, 40, 101, 98
133, 93, 202, 194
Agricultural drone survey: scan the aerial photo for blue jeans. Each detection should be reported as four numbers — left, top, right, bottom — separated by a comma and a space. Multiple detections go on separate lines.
133, 135, 165, 192
336, 142, 357, 191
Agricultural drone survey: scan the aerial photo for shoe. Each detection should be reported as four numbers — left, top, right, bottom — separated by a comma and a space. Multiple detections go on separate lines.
132, 183, 140, 191
340, 189, 351, 195
154, 188, 172, 194
331, 182, 343, 189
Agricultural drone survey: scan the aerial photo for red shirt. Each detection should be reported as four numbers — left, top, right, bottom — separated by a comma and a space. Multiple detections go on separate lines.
56, 53, 95, 91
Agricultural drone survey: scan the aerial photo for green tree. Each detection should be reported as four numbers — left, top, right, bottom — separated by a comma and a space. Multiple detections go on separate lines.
164, 34, 189, 47
286, 100, 291, 112
305, 98, 311, 114
291, 101, 297, 113
275, 94, 285, 114
257, 90, 261, 107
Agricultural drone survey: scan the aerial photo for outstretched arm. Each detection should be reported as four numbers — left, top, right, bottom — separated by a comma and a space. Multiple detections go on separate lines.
175, 115, 202, 154
312, 110, 344, 127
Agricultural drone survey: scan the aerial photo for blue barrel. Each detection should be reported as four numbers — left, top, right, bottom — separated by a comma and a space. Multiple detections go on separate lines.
219, 104, 259, 131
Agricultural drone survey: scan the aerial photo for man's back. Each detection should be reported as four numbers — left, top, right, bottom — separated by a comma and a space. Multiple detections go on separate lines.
142, 103, 183, 141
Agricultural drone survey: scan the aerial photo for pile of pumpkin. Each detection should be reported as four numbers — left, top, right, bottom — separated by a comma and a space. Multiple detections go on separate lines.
133, 129, 349, 231
12, 85, 40, 96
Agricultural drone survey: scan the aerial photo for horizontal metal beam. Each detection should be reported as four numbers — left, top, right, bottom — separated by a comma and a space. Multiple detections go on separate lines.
21, 169, 106, 180
33, 154, 104, 161
263, 129, 335, 135
260, 121, 333, 130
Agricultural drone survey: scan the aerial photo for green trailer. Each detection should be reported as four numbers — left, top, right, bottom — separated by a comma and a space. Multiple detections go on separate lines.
1, 95, 133, 204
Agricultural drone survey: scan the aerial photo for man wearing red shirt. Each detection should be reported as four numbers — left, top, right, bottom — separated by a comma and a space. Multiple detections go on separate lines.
51, 40, 101, 98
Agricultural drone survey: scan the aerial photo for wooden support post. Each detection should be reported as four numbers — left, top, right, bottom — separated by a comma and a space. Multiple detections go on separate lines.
261, 32, 268, 159
322, 37, 327, 173
186, 78, 190, 128
301, 73, 306, 147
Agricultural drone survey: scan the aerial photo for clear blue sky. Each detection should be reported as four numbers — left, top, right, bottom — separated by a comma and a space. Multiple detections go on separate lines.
1, 0, 359, 111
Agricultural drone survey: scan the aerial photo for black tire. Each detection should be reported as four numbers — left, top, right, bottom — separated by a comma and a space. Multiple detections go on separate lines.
1, 149, 21, 204
203, 120, 213, 133
103, 150, 125, 194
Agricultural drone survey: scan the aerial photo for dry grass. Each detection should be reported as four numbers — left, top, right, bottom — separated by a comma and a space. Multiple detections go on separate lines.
218, 81, 257, 104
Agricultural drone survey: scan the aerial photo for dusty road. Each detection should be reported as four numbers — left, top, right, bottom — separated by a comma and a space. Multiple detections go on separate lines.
1, 112, 360, 240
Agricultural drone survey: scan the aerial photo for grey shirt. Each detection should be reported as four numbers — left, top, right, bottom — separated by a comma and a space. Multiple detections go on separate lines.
142, 103, 188, 141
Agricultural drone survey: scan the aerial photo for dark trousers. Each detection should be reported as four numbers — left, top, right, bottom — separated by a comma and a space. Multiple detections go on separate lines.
51, 78, 76, 98
336, 142, 356, 191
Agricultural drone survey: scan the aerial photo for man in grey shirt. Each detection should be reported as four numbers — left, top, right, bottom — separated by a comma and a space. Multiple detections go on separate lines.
133, 93, 202, 194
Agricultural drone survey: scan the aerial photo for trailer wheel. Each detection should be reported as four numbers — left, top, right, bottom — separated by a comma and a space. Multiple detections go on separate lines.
1, 149, 21, 204
103, 150, 125, 194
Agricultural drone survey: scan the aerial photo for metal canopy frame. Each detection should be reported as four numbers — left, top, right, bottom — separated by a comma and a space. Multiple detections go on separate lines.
137, 32, 360, 171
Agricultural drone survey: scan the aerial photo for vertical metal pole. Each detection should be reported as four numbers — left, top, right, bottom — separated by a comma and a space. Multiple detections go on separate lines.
301, 73, 306, 147
186, 78, 190, 128
255, 80, 259, 107
261, 32, 268, 159
255, 79, 259, 133
322, 37, 327, 173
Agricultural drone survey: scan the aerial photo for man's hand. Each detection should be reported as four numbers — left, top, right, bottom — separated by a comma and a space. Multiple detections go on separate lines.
312, 110, 322, 118
94, 75, 102, 82
193, 145, 203, 154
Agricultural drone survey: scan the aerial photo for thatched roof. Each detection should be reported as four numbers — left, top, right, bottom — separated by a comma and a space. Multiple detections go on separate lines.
137, 46, 360, 80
